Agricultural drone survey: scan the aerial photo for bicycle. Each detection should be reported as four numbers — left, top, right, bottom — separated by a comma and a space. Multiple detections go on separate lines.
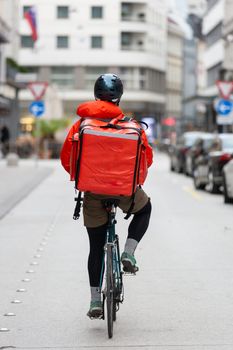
99, 198, 124, 339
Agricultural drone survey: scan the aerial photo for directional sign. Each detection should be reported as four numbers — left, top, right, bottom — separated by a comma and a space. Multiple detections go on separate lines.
215, 99, 233, 115
29, 101, 45, 117
214, 99, 233, 125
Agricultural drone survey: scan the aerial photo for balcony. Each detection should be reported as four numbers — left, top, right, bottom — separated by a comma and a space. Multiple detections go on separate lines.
0, 17, 10, 43
121, 2, 146, 23
121, 32, 146, 51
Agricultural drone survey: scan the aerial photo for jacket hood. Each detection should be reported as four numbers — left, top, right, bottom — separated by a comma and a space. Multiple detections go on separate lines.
77, 100, 124, 119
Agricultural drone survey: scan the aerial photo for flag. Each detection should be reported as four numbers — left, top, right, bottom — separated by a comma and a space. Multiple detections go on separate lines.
24, 7, 38, 42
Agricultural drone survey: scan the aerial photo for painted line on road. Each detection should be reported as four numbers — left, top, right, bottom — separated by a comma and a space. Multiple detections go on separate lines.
182, 186, 203, 201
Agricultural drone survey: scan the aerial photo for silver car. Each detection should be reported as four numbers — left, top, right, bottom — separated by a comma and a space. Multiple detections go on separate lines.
223, 159, 233, 204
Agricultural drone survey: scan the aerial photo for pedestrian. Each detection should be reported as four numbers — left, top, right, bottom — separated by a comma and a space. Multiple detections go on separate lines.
60, 74, 153, 319
0, 125, 10, 156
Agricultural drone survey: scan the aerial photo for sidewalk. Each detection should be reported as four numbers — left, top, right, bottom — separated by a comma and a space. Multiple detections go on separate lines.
0, 158, 54, 220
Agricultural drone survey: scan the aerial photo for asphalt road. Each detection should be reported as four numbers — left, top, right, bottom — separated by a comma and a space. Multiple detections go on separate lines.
0, 153, 233, 350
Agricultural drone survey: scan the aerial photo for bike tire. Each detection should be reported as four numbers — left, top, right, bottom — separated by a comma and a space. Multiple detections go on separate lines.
113, 276, 117, 322
106, 244, 114, 338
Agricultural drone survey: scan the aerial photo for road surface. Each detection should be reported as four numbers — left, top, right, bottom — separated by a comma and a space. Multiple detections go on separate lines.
0, 153, 233, 349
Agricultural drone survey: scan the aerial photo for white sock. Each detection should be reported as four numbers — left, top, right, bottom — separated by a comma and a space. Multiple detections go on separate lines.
124, 238, 138, 256
90, 287, 101, 302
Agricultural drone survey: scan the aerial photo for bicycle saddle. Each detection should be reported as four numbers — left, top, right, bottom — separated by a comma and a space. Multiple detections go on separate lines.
101, 199, 120, 209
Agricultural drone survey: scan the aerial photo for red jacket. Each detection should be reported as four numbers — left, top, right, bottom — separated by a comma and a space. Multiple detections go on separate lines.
60, 100, 153, 174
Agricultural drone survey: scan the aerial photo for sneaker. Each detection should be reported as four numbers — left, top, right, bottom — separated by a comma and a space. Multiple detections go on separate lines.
121, 252, 139, 274
87, 301, 103, 319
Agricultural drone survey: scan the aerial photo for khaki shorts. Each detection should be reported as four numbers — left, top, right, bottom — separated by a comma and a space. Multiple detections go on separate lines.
83, 187, 149, 228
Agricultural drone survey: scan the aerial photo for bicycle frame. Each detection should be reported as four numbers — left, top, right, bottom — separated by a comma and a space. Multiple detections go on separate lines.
99, 200, 124, 338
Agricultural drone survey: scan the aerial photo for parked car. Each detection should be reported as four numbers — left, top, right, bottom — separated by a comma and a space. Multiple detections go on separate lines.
170, 131, 204, 173
223, 159, 233, 204
185, 133, 214, 177
193, 133, 233, 193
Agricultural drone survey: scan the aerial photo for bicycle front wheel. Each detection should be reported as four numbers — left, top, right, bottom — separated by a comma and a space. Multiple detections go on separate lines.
106, 244, 114, 338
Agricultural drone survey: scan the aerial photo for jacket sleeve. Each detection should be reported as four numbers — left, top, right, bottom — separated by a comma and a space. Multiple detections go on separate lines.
60, 120, 81, 174
141, 130, 153, 168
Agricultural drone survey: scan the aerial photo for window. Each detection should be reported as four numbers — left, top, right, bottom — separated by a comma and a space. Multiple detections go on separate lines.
121, 32, 132, 46
57, 36, 69, 48
119, 67, 147, 90
23, 6, 31, 16
120, 67, 134, 89
207, 63, 221, 87
148, 69, 165, 93
51, 67, 74, 89
91, 36, 103, 48
91, 6, 103, 18
206, 24, 222, 48
21, 35, 34, 48
121, 3, 133, 18
57, 6, 69, 19
85, 66, 107, 89
139, 68, 147, 90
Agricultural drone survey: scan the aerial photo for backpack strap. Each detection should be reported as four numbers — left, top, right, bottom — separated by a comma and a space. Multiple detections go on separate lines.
73, 122, 84, 220
118, 116, 133, 122
139, 121, 148, 129
73, 191, 83, 220
124, 193, 135, 220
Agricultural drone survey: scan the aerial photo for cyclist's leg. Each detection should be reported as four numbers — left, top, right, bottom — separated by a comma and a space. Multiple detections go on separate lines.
119, 188, 152, 272
83, 193, 109, 317
86, 223, 107, 317
86, 224, 107, 290
127, 199, 152, 249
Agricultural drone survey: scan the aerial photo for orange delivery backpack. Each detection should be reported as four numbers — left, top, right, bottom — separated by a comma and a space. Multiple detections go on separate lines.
71, 116, 148, 219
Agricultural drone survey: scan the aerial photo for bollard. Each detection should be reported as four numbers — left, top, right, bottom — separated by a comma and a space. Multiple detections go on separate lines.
6, 152, 19, 167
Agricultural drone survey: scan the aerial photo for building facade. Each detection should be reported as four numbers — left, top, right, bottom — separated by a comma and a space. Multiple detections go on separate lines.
201, 0, 232, 131
0, 0, 20, 141
0, 5, 11, 121
18, 0, 167, 129
187, 0, 207, 16
202, 0, 224, 98
223, 0, 233, 78
166, 16, 184, 133
182, 12, 207, 131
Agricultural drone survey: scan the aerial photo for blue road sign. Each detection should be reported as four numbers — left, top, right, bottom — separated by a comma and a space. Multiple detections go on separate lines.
215, 99, 233, 116
29, 101, 45, 117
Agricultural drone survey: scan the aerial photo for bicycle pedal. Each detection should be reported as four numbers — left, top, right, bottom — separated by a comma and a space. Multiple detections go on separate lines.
123, 271, 136, 276
90, 316, 104, 320
87, 313, 104, 320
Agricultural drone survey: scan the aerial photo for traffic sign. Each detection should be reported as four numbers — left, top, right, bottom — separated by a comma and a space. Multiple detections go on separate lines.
216, 80, 233, 99
214, 99, 233, 125
28, 82, 48, 100
29, 101, 45, 117
215, 99, 233, 116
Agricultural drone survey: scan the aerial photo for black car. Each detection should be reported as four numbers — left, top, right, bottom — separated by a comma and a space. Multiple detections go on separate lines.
185, 133, 214, 177
170, 131, 204, 173
193, 133, 233, 192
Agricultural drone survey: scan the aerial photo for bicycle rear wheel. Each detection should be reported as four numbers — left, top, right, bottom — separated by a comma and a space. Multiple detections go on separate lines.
106, 244, 114, 338
113, 274, 117, 322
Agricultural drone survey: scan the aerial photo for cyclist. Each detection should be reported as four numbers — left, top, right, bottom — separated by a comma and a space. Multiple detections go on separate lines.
60, 74, 153, 318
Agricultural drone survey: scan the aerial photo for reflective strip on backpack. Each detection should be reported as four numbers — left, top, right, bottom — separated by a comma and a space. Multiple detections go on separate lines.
83, 129, 139, 140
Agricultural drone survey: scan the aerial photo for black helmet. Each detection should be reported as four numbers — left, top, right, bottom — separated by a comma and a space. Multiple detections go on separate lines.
94, 73, 123, 104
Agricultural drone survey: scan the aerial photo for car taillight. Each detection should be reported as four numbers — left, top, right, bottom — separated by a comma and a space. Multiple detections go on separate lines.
219, 153, 232, 162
